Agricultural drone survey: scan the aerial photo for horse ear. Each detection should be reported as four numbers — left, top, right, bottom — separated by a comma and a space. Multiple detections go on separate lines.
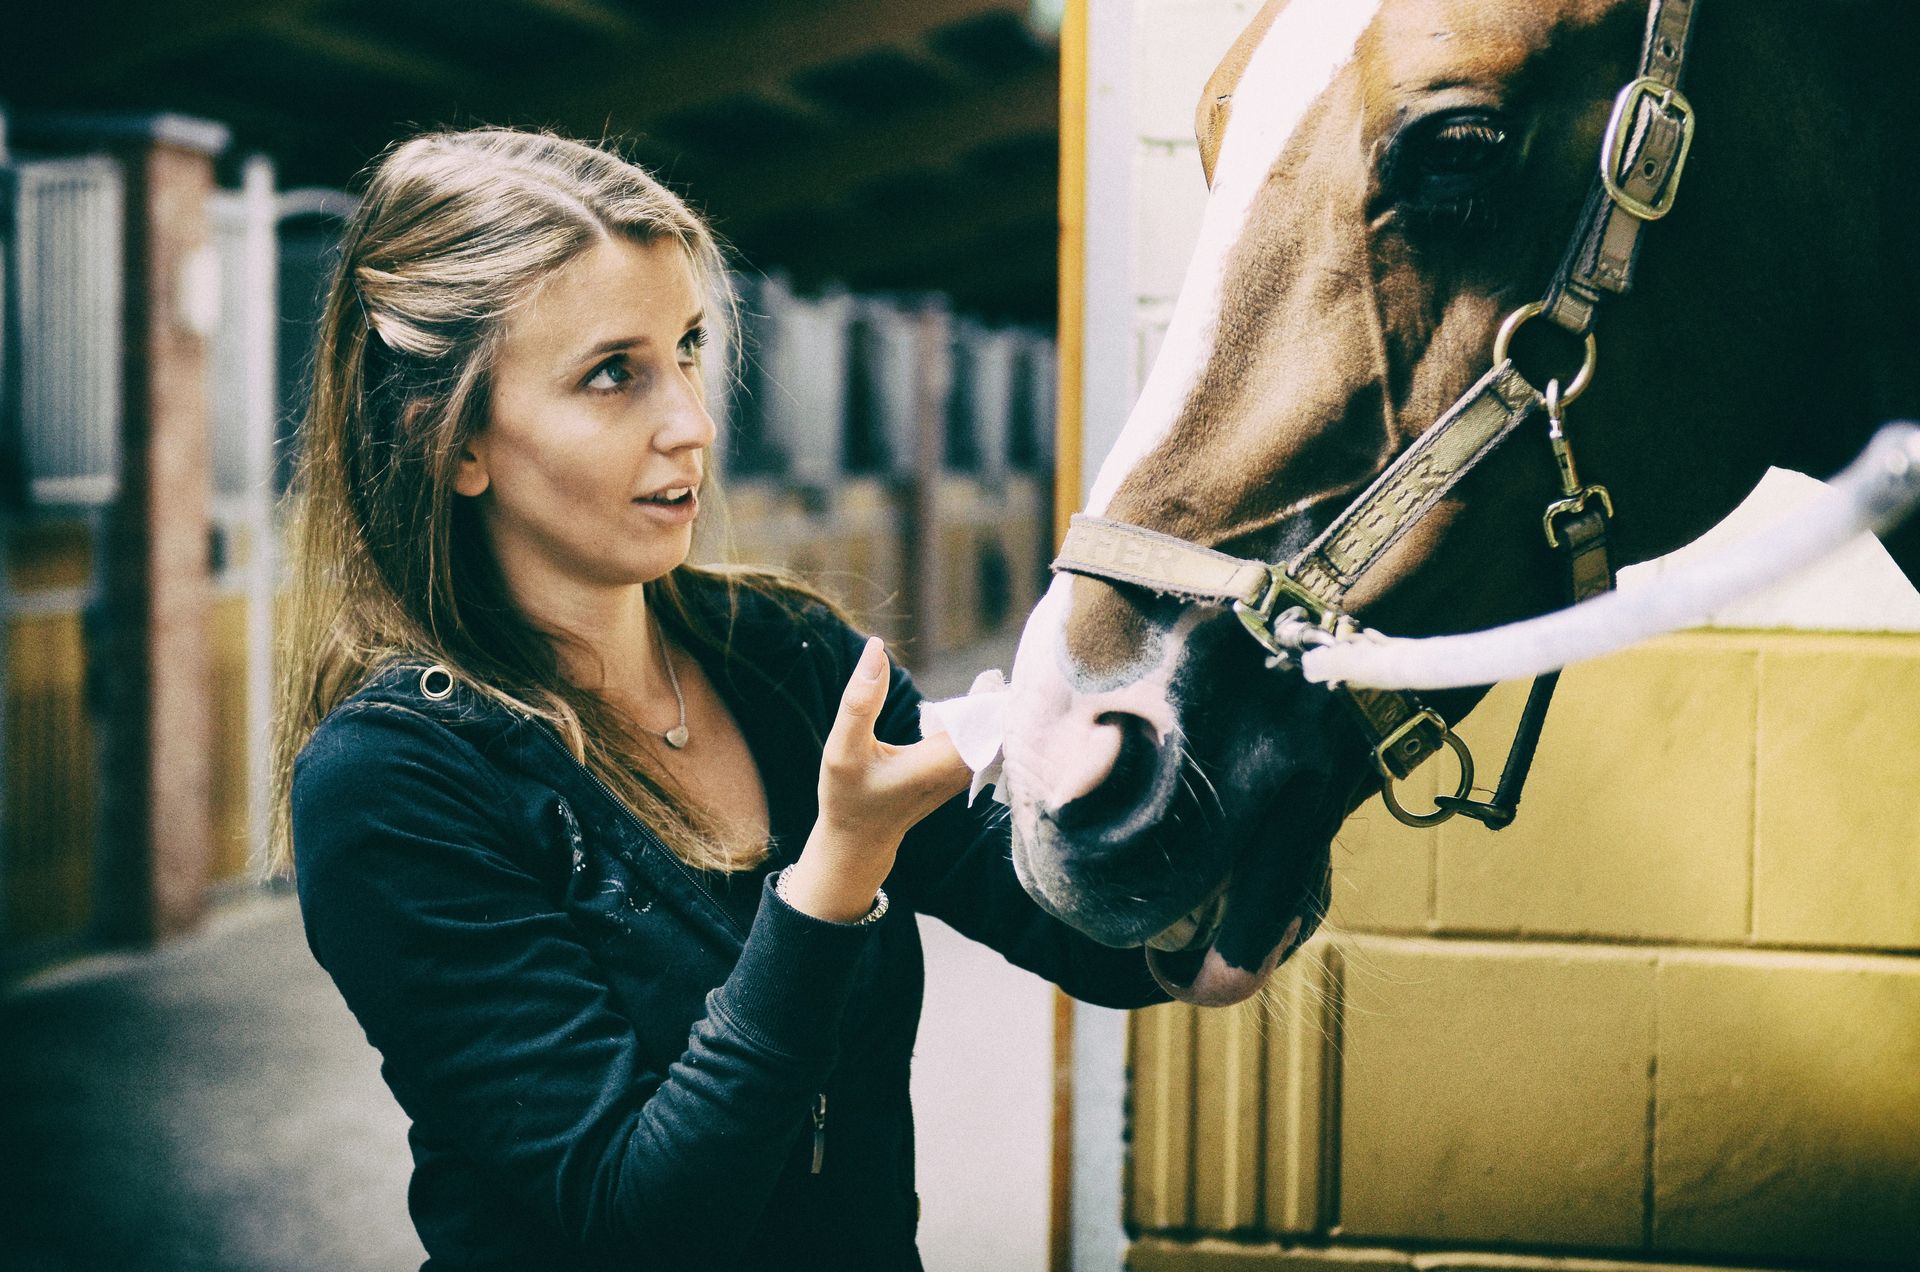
1195, 0, 1287, 190
1196, 92, 1231, 189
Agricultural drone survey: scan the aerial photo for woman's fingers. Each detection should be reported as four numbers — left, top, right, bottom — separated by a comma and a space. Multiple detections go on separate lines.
821, 637, 970, 822
823, 637, 889, 765
883, 731, 970, 806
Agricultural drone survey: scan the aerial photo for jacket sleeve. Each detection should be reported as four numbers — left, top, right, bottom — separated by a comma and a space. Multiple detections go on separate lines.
292, 703, 875, 1266
830, 628, 1167, 1011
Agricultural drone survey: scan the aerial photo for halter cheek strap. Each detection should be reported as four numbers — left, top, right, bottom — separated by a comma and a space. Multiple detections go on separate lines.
1051, 0, 1699, 830
1543, 0, 1699, 335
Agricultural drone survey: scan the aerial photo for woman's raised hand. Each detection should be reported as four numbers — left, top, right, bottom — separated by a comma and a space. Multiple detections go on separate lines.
779, 637, 971, 924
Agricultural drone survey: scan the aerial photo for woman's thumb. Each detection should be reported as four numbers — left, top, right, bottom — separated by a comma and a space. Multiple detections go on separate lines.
827, 637, 889, 751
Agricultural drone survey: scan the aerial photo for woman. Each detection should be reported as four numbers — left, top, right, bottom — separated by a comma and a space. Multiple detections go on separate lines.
272, 127, 1164, 1271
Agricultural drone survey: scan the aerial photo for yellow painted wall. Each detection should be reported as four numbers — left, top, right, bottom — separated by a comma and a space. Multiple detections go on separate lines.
208, 590, 253, 883
4, 524, 98, 949
3, 515, 262, 959
4, 610, 97, 946
1125, 634, 1920, 1270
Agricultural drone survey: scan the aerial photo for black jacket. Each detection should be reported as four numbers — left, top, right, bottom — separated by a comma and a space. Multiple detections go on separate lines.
291, 578, 1165, 1271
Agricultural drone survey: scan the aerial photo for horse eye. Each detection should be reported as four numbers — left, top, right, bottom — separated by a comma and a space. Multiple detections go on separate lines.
1387, 110, 1514, 217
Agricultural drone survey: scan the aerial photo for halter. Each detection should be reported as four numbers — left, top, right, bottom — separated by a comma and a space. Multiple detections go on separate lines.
1053, 0, 1699, 828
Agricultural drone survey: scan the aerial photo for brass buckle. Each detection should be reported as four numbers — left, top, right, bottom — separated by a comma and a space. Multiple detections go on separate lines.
1231, 565, 1288, 656
1372, 711, 1476, 828
1544, 485, 1615, 548
1602, 77, 1695, 221
1232, 566, 1331, 657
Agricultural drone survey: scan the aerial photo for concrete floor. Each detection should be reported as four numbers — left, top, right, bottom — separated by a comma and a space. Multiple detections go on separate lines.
0, 893, 425, 1272
0, 634, 1054, 1271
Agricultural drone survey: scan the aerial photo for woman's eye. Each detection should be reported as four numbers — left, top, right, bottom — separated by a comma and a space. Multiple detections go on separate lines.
678, 326, 709, 365
1386, 110, 1514, 219
584, 357, 631, 392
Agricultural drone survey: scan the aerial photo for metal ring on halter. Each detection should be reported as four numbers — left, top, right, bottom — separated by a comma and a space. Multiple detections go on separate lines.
419, 664, 456, 701
1374, 729, 1476, 828
1494, 302, 1598, 404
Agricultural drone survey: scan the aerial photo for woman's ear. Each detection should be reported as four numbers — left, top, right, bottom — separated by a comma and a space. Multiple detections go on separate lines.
411, 397, 487, 497
452, 440, 491, 498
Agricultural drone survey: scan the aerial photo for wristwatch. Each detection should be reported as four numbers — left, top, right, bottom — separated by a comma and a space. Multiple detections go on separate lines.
774, 866, 889, 927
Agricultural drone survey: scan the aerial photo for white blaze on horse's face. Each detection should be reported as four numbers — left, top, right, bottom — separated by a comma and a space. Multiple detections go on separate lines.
1082, 0, 1385, 517
1004, 0, 1387, 1004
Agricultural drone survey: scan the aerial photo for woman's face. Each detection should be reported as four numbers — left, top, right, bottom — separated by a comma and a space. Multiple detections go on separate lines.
458, 234, 714, 596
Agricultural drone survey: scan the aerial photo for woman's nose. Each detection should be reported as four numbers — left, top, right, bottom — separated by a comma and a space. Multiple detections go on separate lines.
658, 370, 717, 452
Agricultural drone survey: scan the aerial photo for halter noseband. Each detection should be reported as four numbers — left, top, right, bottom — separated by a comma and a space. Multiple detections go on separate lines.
1053, 0, 1699, 828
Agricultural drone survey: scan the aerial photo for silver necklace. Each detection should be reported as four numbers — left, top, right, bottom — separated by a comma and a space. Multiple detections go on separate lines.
652, 622, 690, 749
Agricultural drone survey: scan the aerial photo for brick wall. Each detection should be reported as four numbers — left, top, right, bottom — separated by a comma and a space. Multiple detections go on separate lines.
93, 130, 218, 945
1117, 4, 1920, 1268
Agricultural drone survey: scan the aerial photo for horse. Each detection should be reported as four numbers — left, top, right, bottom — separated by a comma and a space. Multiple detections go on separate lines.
999, 0, 1920, 1006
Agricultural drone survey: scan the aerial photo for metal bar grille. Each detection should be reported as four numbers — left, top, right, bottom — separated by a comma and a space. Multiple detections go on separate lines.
12, 157, 123, 507
206, 159, 278, 510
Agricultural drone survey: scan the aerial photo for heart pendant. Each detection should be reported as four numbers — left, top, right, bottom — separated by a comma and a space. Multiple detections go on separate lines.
664, 725, 690, 750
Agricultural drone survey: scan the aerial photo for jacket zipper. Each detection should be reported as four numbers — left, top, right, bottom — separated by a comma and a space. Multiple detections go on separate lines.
523, 720, 746, 941
524, 716, 829, 1176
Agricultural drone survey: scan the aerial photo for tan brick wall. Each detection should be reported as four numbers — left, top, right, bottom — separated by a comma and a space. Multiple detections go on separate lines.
1653, 954, 1920, 1265
1127, 635, 1920, 1269
1128, 1239, 1776, 1272
1130, 949, 1334, 1238
1336, 941, 1656, 1249
1334, 633, 1920, 959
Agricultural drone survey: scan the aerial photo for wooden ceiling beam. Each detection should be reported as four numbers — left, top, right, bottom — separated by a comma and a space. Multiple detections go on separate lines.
14, 0, 335, 92
258, 14, 471, 93
541, 0, 1034, 135
853, 217, 1058, 293
499, 0, 644, 39
157, 87, 342, 151
933, 240, 1059, 319
682, 63, 1056, 235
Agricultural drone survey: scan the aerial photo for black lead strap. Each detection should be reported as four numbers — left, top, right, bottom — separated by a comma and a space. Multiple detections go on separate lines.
1437, 502, 1617, 829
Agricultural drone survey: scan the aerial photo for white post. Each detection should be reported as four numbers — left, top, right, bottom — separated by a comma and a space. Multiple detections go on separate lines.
239, 154, 277, 877
1070, 4, 1136, 1271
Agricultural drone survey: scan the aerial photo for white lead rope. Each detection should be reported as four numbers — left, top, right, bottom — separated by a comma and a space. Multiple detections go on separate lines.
1299, 422, 1920, 692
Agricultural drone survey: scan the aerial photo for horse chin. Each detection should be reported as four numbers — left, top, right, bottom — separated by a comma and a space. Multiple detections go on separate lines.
1147, 918, 1302, 1007
1012, 762, 1341, 1009
1140, 808, 1335, 1007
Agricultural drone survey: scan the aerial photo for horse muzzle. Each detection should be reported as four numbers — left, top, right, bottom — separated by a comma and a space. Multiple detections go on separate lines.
1007, 714, 1228, 949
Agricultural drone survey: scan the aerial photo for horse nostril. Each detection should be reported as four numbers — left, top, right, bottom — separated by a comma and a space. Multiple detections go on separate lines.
1050, 712, 1174, 842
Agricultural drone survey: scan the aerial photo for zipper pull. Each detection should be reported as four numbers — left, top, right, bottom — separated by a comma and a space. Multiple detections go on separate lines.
810, 1093, 828, 1175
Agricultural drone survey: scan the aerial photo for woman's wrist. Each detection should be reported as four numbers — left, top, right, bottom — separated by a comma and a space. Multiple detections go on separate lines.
776, 858, 887, 926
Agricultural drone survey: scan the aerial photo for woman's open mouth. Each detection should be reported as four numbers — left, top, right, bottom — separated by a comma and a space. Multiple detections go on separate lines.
633, 486, 698, 523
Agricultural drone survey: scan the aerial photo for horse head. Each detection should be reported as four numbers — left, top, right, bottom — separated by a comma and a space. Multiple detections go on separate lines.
1003, 0, 1919, 1005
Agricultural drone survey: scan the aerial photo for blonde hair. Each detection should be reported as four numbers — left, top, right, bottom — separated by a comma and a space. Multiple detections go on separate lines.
268, 126, 831, 880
